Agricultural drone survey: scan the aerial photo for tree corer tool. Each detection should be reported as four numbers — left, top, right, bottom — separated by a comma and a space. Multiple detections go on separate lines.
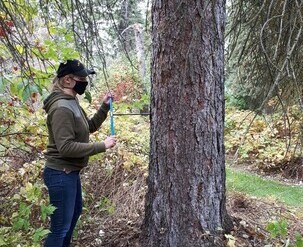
109, 97, 150, 135
109, 97, 115, 136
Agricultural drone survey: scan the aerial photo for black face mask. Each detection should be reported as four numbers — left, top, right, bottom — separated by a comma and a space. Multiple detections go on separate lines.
73, 81, 88, 95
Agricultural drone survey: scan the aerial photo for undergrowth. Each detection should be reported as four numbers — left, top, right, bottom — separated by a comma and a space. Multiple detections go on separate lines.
1, 66, 303, 245
225, 105, 303, 178
0, 62, 150, 246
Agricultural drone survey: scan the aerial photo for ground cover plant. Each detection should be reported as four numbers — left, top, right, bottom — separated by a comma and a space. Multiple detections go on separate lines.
225, 104, 303, 180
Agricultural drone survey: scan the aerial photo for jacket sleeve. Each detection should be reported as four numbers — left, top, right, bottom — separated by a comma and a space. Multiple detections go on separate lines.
50, 107, 106, 158
85, 103, 110, 133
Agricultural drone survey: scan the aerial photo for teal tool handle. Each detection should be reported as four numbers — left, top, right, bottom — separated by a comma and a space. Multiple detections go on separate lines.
109, 97, 115, 135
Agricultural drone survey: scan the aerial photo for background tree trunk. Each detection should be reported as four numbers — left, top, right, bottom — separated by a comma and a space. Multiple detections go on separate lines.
133, 23, 147, 92
142, 0, 233, 246
118, 0, 132, 52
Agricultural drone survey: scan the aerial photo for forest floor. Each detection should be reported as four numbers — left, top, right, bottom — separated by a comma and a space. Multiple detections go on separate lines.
73, 160, 303, 247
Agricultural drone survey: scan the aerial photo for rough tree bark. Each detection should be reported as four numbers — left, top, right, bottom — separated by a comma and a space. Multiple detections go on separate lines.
142, 0, 233, 246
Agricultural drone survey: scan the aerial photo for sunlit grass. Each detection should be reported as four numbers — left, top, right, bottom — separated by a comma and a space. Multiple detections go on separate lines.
226, 168, 303, 207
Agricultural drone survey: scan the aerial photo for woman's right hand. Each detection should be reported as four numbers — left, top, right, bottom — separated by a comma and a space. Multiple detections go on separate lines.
104, 136, 117, 149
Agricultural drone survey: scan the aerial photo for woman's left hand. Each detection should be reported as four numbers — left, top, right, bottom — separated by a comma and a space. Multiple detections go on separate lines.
103, 91, 114, 105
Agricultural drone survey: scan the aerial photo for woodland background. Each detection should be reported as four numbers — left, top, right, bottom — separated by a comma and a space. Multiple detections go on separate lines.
1, 0, 303, 246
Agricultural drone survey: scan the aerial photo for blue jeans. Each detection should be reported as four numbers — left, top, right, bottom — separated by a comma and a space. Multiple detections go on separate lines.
43, 167, 82, 247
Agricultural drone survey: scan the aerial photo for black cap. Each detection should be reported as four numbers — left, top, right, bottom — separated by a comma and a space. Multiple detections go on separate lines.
57, 59, 96, 78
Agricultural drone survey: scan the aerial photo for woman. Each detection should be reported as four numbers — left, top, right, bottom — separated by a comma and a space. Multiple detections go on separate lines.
42, 59, 116, 247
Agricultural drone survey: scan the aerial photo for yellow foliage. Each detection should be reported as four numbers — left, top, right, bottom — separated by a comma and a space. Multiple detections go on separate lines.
225, 105, 303, 169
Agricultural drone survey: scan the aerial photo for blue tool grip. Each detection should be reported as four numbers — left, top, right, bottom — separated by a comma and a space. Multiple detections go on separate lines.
109, 97, 115, 135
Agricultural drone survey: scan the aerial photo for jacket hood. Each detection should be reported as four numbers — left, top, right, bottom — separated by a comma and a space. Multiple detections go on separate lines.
43, 91, 75, 113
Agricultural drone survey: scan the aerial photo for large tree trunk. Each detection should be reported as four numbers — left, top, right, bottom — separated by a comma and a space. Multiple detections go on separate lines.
142, 1, 233, 246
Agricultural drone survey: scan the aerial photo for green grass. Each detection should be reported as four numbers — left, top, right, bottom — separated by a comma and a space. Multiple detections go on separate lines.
226, 168, 303, 207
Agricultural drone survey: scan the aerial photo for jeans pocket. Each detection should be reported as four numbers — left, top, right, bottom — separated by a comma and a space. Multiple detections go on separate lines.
43, 167, 64, 188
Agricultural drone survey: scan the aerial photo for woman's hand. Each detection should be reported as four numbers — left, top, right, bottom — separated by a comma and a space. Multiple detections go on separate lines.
104, 136, 117, 149
102, 91, 114, 105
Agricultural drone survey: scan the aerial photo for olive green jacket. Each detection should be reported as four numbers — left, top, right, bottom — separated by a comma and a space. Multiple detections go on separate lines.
43, 91, 109, 171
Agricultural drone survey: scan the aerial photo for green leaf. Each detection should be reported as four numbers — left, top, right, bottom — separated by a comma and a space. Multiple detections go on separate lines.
9, 81, 19, 96
17, 83, 40, 102
0, 77, 9, 93
296, 232, 303, 247
0, 237, 7, 246
279, 220, 288, 237
266, 220, 288, 239
84, 91, 92, 104
22, 84, 32, 102
18, 202, 31, 217
41, 204, 56, 222
33, 228, 50, 242
12, 202, 32, 230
